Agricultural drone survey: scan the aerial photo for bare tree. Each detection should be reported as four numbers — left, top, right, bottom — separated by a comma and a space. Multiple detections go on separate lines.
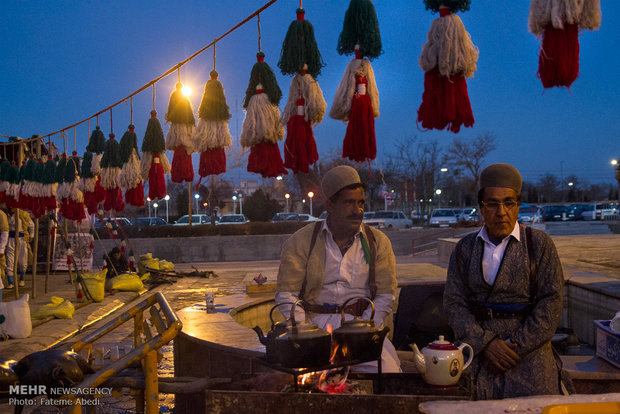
444, 133, 497, 189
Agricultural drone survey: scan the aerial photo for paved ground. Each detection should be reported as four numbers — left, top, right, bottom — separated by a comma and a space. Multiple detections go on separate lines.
0, 231, 618, 412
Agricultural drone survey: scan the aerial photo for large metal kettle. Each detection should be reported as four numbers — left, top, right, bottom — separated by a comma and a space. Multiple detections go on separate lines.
332, 297, 389, 363
254, 300, 332, 368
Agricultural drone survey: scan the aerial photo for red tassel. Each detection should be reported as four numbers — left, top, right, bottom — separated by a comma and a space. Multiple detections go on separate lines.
89, 241, 94, 249
77, 285, 83, 299
67, 256, 72, 265
538, 23, 579, 88
125, 182, 145, 207
342, 76, 376, 162
84, 190, 99, 215
120, 244, 125, 253
417, 67, 474, 134
148, 155, 166, 200
199, 148, 226, 177
104, 188, 125, 212
112, 230, 118, 239
171, 146, 194, 183
284, 110, 318, 173
94, 175, 105, 203
60, 198, 86, 222
45, 195, 57, 213
247, 142, 288, 178
50, 227, 55, 236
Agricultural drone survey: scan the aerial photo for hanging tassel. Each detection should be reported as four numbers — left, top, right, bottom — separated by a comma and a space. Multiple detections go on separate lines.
89, 240, 94, 250
100, 133, 125, 212
417, 4, 477, 133
67, 255, 72, 266
58, 158, 85, 222
112, 229, 118, 239
42, 156, 58, 213
141, 110, 168, 199
77, 284, 83, 300
337, 0, 383, 59
165, 82, 195, 183
529, 0, 601, 88
278, 8, 325, 78
192, 70, 232, 177
119, 124, 145, 207
120, 240, 126, 253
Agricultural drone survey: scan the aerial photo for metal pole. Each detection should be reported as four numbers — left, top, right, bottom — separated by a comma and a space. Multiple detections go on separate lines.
45, 216, 53, 293
32, 219, 39, 298
309, 198, 313, 216
188, 182, 192, 227
165, 199, 169, 223
239, 196, 243, 215
286, 198, 289, 213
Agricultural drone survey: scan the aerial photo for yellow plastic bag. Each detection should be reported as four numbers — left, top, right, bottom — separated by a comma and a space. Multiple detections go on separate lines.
81, 269, 107, 302
32, 296, 75, 319
138, 253, 159, 276
109, 273, 143, 292
158, 260, 175, 272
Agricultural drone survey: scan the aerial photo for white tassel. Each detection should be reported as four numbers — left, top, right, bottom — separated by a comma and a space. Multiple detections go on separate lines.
281, 73, 327, 125
419, 13, 478, 78
240, 92, 284, 148
90, 154, 102, 175
529, 0, 601, 34
78, 177, 97, 193
140, 152, 152, 181
100, 167, 121, 189
330, 59, 380, 121
192, 119, 232, 152
67, 180, 84, 203
119, 150, 141, 189
159, 152, 171, 174
165, 124, 194, 153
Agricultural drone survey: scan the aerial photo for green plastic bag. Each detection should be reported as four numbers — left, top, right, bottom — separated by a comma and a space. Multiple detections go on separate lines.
109, 273, 144, 292
81, 269, 107, 302
32, 296, 75, 319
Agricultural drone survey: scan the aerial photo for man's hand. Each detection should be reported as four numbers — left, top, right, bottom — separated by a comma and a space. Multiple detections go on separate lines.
483, 338, 519, 373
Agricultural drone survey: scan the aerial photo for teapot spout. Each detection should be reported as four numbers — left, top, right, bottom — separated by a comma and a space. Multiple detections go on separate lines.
253, 326, 267, 345
410, 343, 426, 375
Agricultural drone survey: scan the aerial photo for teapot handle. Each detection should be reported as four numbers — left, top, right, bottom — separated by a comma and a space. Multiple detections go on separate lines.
269, 302, 295, 328
290, 299, 309, 328
340, 296, 374, 323
458, 342, 474, 370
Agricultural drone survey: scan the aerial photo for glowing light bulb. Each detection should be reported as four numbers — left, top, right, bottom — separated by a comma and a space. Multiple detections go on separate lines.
182, 85, 192, 97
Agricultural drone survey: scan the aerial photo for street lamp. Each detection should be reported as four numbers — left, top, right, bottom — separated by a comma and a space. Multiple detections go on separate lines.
153, 202, 159, 217
238, 193, 243, 215
435, 189, 442, 208
146, 197, 151, 217
285, 193, 290, 213
164, 195, 170, 223
232, 195, 237, 213
308, 191, 314, 216
194, 193, 200, 214
203, 202, 208, 214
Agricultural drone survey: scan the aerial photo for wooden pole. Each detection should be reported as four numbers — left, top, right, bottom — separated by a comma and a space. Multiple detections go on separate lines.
64, 219, 75, 287
32, 219, 39, 299
45, 217, 52, 293
188, 182, 192, 227
12, 210, 20, 298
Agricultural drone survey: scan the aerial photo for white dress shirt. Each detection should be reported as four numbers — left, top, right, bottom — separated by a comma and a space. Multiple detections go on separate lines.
477, 222, 521, 285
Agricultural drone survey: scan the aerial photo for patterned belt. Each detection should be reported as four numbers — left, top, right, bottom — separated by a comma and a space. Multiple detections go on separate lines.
304, 298, 368, 317
8, 231, 24, 238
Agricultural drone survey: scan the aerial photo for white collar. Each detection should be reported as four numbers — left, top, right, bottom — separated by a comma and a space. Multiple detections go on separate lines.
477, 221, 521, 245
323, 219, 363, 240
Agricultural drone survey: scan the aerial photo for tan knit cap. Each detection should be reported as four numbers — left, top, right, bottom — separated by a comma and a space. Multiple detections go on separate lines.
321, 165, 362, 199
479, 163, 522, 194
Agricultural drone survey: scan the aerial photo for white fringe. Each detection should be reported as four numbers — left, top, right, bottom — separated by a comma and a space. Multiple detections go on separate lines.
330, 58, 380, 121
7, 183, 19, 200
419, 13, 478, 78
529, 0, 601, 34
90, 153, 102, 175
281, 73, 327, 126
119, 150, 142, 189
191, 119, 232, 152
240, 93, 284, 148
57, 181, 84, 203
159, 152, 171, 174
78, 176, 97, 193
100, 167, 121, 189
165, 124, 194, 153
140, 152, 152, 181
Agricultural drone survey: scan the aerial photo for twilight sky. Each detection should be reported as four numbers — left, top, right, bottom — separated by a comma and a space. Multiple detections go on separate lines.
1, 0, 618, 186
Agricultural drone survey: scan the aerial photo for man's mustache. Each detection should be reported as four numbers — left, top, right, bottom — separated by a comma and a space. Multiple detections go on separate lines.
347, 214, 363, 220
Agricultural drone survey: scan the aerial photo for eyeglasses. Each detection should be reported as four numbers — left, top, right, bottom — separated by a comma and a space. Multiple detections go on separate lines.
481, 200, 518, 211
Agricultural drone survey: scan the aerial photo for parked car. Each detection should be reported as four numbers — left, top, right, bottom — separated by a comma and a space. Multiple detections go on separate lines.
363, 212, 376, 221
429, 209, 459, 227
582, 203, 618, 221
318, 211, 328, 220
458, 208, 478, 222
135, 217, 168, 226
217, 214, 249, 224
541, 205, 570, 222
173, 214, 211, 225
271, 213, 297, 222
284, 213, 319, 222
518, 205, 542, 224
94, 217, 133, 228
364, 211, 411, 229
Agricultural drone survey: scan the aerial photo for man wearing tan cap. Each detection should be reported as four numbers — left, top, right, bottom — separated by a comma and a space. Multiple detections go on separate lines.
276, 165, 401, 372
444, 163, 568, 399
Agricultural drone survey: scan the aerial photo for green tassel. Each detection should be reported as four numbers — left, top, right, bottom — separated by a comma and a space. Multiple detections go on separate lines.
43, 157, 57, 184
55, 155, 68, 184
120, 124, 139, 163
5, 164, 18, 185
165, 82, 195, 126
22, 158, 36, 182
34, 159, 45, 184
80, 151, 94, 179
141, 110, 166, 154
278, 8, 324, 78
198, 71, 232, 122
87, 125, 106, 154
0, 159, 11, 181
71, 151, 80, 172
63, 157, 79, 183
424, 0, 470, 13
243, 53, 282, 108
100, 133, 123, 168
337, 0, 383, 59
